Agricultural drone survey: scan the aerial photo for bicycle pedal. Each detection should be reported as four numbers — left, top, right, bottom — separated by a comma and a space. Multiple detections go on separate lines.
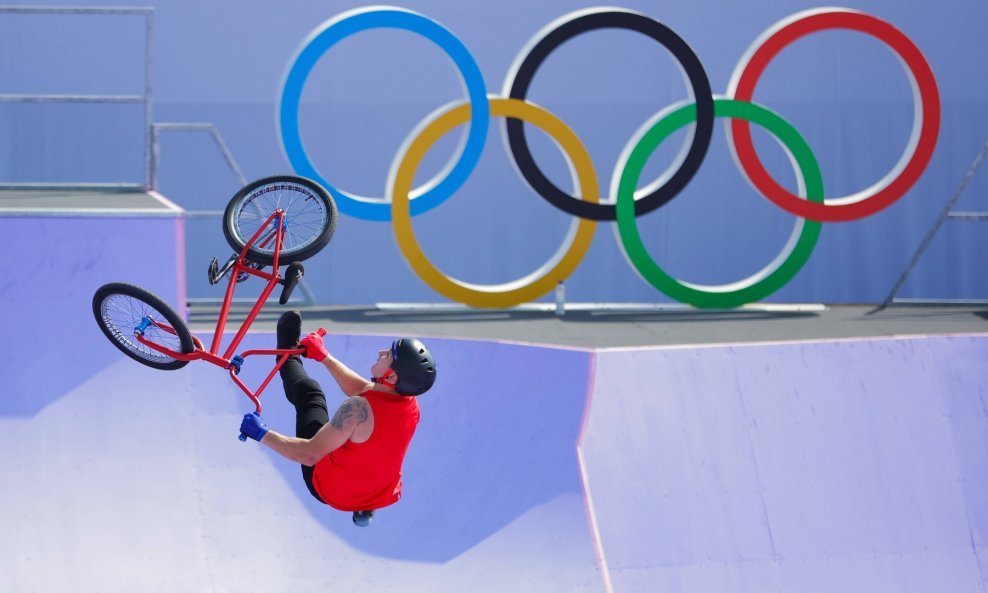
207, 257, 222, 285
209, 254, 240, 285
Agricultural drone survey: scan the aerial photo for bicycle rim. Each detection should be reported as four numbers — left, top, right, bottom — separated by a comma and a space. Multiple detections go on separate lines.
99, 293, 187, 365
232, 180, 330, 259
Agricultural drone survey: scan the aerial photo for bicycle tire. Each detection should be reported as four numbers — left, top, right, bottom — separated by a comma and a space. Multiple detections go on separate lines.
92, 282, 195, 371
223, 175, 338, 266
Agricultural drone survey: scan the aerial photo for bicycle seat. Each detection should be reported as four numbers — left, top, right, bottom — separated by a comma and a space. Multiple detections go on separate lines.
279, 262, 305, 305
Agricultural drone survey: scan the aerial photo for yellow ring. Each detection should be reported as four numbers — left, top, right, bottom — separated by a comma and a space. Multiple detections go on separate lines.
390, 97, 599, 308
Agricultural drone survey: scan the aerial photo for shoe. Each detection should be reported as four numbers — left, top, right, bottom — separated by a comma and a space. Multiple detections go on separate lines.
277, 310, 302, 350
353, 510, 374, 527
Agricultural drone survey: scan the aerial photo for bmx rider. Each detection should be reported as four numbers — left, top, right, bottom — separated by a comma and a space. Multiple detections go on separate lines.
239, 311, 437, 525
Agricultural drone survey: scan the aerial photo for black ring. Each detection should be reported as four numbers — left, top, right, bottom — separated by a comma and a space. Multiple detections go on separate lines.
505, 10, 714, 221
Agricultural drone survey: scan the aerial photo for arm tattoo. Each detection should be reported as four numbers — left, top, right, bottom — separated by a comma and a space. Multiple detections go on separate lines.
331, 396, 370, 431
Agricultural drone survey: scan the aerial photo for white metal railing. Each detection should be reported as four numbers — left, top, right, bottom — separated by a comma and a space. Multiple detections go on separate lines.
149, 122, 317, 305
150, 122, 248, 191
877, 140, 988, 309
0, 6, 316, 305
0, 6, 153, 190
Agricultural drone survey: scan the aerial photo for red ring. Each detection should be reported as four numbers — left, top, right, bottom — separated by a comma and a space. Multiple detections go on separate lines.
730, 10, 940, 222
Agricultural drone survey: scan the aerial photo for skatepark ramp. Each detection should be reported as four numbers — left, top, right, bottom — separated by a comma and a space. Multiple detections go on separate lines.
2, 191, 985, 592
2, 318, 986, 592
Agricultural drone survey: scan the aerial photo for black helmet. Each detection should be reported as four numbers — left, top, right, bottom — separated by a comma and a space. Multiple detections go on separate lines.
390, 338, 436, 396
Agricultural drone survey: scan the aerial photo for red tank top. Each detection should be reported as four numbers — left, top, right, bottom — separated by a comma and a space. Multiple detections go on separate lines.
311, 390, 420, 511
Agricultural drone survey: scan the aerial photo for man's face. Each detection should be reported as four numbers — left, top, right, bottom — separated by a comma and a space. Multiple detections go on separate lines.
371, 348, 393, 379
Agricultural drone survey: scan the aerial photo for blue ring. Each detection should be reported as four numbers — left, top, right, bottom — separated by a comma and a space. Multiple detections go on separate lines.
278, 7, 490, 221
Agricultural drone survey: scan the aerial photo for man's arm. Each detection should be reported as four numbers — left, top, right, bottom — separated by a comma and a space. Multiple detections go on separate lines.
299, 331, 374, 397
320, 353, 374, 397
259, 396, 371, 466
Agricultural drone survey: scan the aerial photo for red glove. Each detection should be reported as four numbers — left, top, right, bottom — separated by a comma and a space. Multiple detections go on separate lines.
299, 328, 329, 362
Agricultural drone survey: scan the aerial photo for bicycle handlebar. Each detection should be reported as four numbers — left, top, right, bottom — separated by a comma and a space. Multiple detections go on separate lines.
237, 329, 324, 442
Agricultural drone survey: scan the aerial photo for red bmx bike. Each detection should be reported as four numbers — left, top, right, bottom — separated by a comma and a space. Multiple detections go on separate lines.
92, 175, 338, 423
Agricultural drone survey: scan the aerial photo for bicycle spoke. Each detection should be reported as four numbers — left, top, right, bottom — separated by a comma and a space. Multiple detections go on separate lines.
234, 181, 328, 255
102, 295, 182, 363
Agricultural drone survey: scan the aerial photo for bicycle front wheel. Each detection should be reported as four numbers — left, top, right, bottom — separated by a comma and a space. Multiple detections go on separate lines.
223, 175, 338, 266
93, 282, 195, 371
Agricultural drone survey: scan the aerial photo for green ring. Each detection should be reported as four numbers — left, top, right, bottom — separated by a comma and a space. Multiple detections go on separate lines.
615, 98, 824, 308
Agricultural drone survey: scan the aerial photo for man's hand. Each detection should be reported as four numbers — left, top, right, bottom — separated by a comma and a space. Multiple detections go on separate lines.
299, 329, 329, 362
240, 412, 270, 442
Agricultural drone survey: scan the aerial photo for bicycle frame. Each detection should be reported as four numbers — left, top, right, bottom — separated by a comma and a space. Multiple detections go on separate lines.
133, 209, 302, 413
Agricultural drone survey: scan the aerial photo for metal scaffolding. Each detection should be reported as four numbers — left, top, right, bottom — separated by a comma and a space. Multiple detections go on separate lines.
876, 141, 988, 310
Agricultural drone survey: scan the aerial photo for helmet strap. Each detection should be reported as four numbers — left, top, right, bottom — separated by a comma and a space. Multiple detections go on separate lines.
374, 369, 397, 389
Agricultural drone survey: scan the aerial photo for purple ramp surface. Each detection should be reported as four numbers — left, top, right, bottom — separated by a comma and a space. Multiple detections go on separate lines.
5, 211, 986, 593
581, 337, 988, 593
1, 215, 184, 417
0, 331, 604, 593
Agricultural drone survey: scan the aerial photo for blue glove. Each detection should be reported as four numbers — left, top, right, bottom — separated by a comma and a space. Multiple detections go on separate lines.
239, 412, 269, 442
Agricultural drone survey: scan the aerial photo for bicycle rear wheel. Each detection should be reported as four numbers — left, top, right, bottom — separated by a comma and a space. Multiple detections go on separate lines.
93, 282, 195, 371
223, 175, 338, 266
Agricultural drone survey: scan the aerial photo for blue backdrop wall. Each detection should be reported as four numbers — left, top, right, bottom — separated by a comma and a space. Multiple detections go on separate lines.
2, 0, 986, 306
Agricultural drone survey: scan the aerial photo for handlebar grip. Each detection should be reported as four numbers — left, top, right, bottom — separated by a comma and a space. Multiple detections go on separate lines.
317, 327, 327, 337
239, 432, 248, 442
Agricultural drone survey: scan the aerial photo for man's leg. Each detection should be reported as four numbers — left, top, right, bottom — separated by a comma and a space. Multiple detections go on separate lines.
278, 311, 328, 503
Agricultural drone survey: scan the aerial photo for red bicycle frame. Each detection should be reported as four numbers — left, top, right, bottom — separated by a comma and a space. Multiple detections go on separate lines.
134, 209, 302, 413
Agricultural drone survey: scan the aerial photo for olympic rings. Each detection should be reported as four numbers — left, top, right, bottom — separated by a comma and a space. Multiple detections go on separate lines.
390, 98, 599, 307
503, 8, 714, 221
280, 7, 940, 308
615, 99, 824, 309
278, 6, 490, 221
727, 8, 940, 222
